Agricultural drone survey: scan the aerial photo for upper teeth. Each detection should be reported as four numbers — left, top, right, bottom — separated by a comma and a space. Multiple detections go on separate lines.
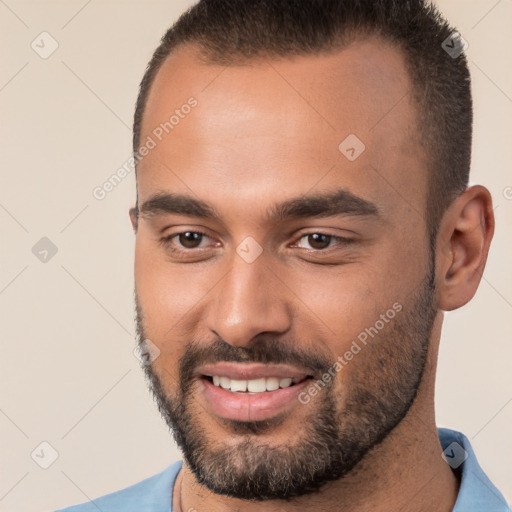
211, 376, 297, 393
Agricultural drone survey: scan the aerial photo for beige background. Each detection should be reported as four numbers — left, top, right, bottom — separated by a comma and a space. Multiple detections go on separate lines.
1, 1, 511, 510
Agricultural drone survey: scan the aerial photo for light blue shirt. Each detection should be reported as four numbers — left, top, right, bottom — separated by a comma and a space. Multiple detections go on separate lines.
54, 428, 510, 511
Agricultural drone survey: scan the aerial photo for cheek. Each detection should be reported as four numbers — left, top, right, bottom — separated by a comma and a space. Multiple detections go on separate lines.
134, 237, 222, 350
288, 240, 425, 360
288, 265, 396, 345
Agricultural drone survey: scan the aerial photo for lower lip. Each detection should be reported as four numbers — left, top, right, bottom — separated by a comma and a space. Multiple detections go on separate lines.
199, 377, 312, 422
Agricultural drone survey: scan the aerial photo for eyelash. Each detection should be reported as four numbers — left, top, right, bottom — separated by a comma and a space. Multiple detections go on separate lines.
158, 230, 355, 257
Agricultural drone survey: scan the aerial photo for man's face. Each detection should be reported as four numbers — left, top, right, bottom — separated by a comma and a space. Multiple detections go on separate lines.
133, 39, 438, 499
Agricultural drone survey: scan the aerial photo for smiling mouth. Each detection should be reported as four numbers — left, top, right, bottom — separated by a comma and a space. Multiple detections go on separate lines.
201, 375, 313, 394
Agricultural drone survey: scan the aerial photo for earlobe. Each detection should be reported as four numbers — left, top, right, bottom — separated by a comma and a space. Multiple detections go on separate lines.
435, 186, 494, 311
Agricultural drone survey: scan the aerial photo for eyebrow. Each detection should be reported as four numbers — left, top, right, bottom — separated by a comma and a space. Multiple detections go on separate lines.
138, 189, 380, 222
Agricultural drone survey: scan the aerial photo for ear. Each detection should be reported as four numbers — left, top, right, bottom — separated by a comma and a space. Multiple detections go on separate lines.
435, 185, 495, 311
129, 206, 139, 233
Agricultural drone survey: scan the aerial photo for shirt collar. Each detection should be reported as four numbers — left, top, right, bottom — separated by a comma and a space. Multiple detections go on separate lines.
438, 427, 509, 511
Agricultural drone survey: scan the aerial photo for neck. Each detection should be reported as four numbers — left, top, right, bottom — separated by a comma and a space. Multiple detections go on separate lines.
174, 314, 459, 512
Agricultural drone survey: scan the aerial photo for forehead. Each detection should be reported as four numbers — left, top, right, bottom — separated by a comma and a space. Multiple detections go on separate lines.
137, 39, 427, 223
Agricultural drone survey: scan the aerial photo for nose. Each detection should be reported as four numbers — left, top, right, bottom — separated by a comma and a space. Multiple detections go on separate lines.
205, 250, 292, 347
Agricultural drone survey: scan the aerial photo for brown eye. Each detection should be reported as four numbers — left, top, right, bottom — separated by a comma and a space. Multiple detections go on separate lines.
305, 233, 332, 250
294, 233, 355, 252
178, 231, 204, 248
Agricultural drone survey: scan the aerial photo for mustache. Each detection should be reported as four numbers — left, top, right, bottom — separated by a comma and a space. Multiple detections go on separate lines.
135, 293, 332, 378
178, 337, 333, 381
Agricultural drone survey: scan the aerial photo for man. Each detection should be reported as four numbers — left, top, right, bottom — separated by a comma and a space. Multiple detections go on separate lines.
56, 0, 510, 510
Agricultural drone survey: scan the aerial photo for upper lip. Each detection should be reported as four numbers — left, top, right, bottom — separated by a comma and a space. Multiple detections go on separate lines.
196, 362, 312, 381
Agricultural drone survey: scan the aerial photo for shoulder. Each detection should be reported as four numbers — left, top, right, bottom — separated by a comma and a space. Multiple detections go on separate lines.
52, 460, 182, 512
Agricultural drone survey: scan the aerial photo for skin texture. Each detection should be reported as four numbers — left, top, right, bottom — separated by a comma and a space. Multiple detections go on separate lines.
130, 38, 494, 512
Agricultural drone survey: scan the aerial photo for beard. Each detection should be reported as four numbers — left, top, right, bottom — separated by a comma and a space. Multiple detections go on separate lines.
135, 262, 437, 501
